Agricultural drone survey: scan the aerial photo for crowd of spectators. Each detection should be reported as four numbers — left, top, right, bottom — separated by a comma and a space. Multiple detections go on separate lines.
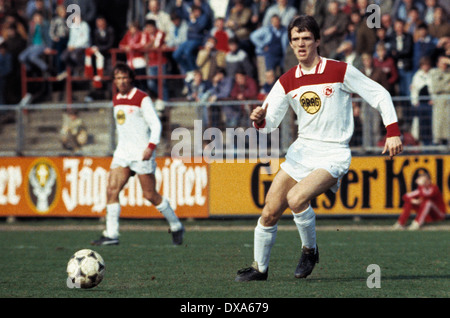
0, 0, 449, 145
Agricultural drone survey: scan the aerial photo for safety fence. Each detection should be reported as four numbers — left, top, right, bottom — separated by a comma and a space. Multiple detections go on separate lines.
0, 95, 449, 157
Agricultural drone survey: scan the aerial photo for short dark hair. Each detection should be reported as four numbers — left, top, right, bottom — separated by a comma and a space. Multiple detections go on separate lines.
113, 62, 135, 81
288, 15, 321, 43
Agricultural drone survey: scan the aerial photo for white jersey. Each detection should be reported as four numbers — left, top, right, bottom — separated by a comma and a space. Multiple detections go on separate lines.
112, 87, 162, 161
260, 58, 399, 145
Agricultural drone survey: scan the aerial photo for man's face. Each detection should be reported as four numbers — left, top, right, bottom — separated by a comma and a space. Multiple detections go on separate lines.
289, 29, 320, 64
114, 71, 133, 95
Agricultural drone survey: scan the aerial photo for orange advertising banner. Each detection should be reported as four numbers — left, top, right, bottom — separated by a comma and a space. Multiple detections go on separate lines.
0, 157, 208, 218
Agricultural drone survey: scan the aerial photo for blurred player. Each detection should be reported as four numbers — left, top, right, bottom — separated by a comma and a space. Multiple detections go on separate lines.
394, 171, 446, 230
91, 62, 184, 246
235, 15, 403, 281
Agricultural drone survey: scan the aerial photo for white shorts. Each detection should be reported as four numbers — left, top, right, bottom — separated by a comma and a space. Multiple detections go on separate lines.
281, 139, 351, 192
110, 156, 157, 175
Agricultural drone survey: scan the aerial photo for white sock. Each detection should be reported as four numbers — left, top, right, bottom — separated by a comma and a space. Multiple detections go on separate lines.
253, 217, 277, 273
156, 197, 183, 232
104, 203, 121, 239
292, 205, 316, 250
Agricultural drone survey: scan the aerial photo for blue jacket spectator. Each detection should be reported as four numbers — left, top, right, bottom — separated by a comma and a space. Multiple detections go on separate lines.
173, 5, 210, 74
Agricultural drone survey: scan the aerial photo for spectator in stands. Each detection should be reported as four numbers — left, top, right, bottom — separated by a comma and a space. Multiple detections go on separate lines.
381, 13, 395, 39
2, 23, 27, 105
429, 55, 450, 145
405, 6, 423, 37
335, 40, 362, 70
428, 6, 450, 39
25, 0, 51, 21
0, 39, 12, 106
423, 0, 438, 25
258, 69, 276, 100
374, 27, 393, 55
1, 14, 28, 41
185, 69, 212, 129
250, 14, 288, 83
186, 69, 211, 102
203, 67, 233, 128
321, 0, 348, 58
18, 11, 53, 77
165, 11, 188, 49
210, 17, 234, 53
262, 0, 297, 28
172, 5, 210, 77
392, 0, 425, 22
374, 42, 399, 95
225, 37, 255, 80
142, 19, 168, 100
360, 52, 390, 145
164, 11, 188, 75
341, 0, 357, 15
175, 0, 214, 30
228, 69, 258, 127
344, 10, 362, 48
119, 21, 147, 91
355, 13, 377, 56
196, 36, 226, 82
225, 0, 253, 54
299, 0, 328, 28
145, 0, 173, 36
412, 23, 438, 72
361, 53, 389, 89
59, 14, 90, 79
390, 19, 414, 96
410, 56, 433, 145
49, 4, 69, 74
84, 16, 115, 84
250, 0, 271, 29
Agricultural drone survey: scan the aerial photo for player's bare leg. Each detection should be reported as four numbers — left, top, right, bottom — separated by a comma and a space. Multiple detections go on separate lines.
236, 170, 297, 281
138, 173, 184, 245
287, 169, 337, 278
91, 166, 131, 245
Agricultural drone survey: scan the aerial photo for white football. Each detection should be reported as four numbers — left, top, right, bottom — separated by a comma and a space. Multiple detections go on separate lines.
67, 249, 105, 289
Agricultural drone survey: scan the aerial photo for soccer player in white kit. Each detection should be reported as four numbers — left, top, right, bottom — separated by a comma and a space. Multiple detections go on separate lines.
91, 62, 184, 246
235, 15, 403, 281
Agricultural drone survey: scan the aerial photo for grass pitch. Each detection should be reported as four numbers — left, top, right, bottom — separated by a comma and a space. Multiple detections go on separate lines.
0, 218, 448, 299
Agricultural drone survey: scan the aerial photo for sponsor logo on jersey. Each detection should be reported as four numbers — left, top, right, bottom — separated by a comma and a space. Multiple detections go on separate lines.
116, 109, 125, 125
300, 91, 321, 114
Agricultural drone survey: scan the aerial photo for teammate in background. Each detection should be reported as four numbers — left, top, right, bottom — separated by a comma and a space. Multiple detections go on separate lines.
393, 171, 446, 230
91, 62, 184, 246
235, 15, 403, 282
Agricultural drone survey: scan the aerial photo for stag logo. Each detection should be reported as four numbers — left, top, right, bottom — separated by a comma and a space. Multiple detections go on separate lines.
26, 159, 60, 214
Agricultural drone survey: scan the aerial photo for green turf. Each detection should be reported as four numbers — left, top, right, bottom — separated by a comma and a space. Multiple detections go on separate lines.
0, 219, 448, 298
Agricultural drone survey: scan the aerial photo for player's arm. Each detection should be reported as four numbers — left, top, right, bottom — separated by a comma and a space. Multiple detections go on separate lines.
141, 96, 162, 160
343, 64, 403, 158
251, 81, 289, 132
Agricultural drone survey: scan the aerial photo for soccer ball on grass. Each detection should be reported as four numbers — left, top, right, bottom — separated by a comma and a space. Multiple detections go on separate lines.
67, 249, 105, 289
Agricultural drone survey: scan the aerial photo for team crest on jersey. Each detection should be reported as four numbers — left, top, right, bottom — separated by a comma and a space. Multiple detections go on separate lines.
300, 91, 321, 114
116, 109, 125, 125
323, 85, 334, 97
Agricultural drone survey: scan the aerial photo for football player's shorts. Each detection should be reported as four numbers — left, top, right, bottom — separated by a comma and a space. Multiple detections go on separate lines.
110, 156, 157, 175
281, 138, 351, 193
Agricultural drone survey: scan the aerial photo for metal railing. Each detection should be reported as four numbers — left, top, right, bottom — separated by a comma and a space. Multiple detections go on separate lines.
1, 95, 449, 157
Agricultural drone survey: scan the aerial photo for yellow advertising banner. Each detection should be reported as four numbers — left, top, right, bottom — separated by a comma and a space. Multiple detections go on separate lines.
0, 157, 209, 218
209, 155, 450, 216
